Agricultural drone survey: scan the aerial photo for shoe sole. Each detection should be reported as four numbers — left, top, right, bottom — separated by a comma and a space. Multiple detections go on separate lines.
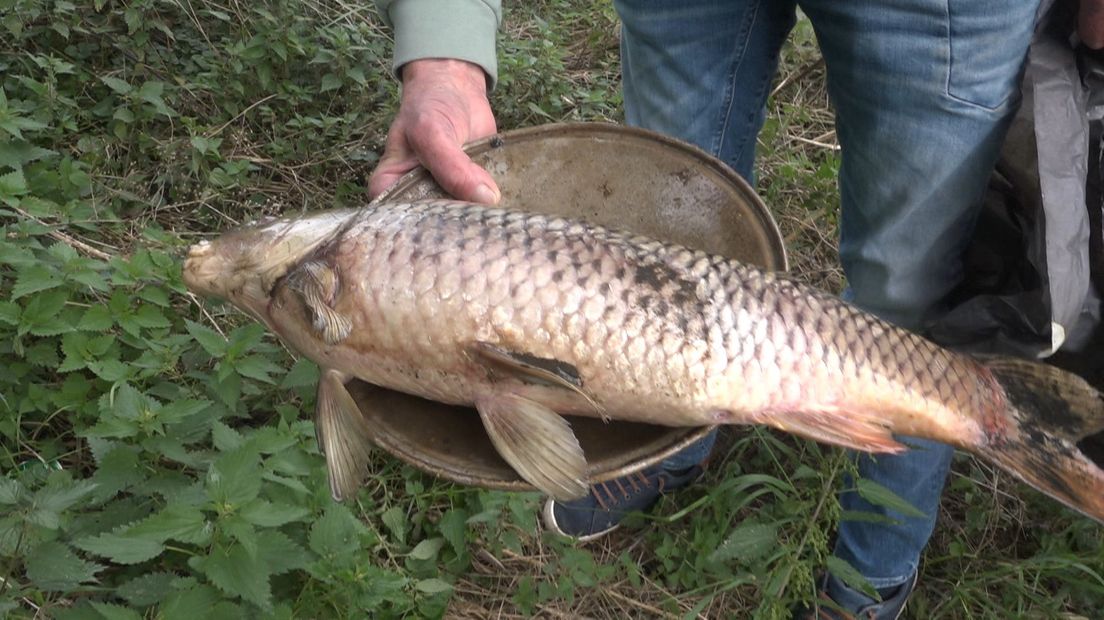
541, 496, 620, 543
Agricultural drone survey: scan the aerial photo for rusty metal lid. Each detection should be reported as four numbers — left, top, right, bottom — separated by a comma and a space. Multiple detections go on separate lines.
365, 122, 787, 491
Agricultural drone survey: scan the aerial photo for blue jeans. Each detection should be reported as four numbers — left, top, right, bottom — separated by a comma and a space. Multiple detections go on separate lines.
620, 0, 1041, 591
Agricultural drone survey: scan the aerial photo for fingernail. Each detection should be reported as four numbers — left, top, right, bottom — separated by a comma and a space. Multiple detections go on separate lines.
473, 184, 500, 205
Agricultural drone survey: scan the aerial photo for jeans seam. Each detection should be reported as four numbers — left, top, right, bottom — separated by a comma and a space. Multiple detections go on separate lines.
863, 569, 916, 590
714, 0, 761, 161
942, 0, 1017, 113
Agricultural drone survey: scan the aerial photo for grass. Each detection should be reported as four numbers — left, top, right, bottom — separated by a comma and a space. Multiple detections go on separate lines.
0, 0, 1101, 618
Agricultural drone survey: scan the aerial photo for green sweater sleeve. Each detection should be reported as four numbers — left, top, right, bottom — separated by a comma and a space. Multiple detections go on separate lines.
374, 0, 503, 89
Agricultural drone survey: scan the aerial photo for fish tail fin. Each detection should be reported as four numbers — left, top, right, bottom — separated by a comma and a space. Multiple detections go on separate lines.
979, 357, 1104, 524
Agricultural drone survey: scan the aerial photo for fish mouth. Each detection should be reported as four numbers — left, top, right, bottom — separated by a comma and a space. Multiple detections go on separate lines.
182, 240, 227, 298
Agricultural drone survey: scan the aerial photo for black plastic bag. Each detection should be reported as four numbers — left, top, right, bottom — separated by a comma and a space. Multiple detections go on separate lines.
925, 0, 1103, 363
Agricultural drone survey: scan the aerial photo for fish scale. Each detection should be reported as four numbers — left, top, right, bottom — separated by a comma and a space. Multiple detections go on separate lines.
183, 199, 1104, 520
294, 200, 988, 434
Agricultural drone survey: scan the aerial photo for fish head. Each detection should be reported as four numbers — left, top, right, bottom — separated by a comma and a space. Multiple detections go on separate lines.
182, 210, 355, 322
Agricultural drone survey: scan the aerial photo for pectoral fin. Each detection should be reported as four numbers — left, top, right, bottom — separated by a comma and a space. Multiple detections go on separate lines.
316, 369, 374, 501
287, 261, 351, 345
471, 341, 603, 415
475, 391, 590, 501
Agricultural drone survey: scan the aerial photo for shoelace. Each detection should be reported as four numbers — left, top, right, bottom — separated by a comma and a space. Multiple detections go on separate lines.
590, 470, 657, 510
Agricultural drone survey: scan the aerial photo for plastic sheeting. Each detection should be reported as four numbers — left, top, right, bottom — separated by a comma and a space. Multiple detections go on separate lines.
924, 0, 1103, 359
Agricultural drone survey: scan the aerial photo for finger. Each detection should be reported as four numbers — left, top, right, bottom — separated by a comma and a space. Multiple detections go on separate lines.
368, 155, 419, 199
410, 126, 501, 204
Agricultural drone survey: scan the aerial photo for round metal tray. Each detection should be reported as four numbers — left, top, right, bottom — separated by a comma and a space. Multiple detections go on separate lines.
363, 122, 787, 491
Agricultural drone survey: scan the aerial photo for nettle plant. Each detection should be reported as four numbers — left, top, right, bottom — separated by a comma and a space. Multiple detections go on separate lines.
0, 0, 492, 617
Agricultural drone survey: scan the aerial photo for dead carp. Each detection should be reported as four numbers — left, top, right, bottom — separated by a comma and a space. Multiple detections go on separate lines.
182, 199, 1104, 523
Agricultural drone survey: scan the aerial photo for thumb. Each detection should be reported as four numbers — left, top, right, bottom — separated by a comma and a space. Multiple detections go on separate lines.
410, 127, 501, 204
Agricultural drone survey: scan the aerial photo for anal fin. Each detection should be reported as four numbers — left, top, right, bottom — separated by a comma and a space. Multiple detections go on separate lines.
475, 391, 590, 501
316, 369, 374, 501
760, 407, 907, 454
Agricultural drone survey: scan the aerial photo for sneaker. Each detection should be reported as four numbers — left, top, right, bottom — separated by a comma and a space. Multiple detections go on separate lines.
791, 570, 918, 620
541, 461, 706, 542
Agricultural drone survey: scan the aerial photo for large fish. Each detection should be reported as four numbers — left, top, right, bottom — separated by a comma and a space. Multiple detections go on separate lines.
182, 199, 1104, 522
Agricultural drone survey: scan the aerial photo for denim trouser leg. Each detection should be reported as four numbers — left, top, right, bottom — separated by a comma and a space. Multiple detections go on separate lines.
801, 0, 1041, 587
616, 0, 1041, 590
616, 0, 797, 182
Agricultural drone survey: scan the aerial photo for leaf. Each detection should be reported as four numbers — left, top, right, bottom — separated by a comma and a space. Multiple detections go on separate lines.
221, 516, 258, 559
90, 446, 144, 498
158, 585, 221, 620
320, 73, 342, 92
84, 416, 139, 439
128, 504, 208, 545
136, 81, 174, 117
34, 480, 98, 513
112, 383, 144, 420
211, 421, 242, 451
100, 76, 132, 95
117, 572, 178, 606
75, 529, 165, 564
381, 505, 407, 545
0, 478, 24, 504
186, 320, 227, 357
855, 478, 926, 519
234, 355, 283, 384
214, 372, 241, 408
309, 504, 367, 562
280, 358, 318, 389
414, 578, 453, 594
0, 141, 56, 168
826, 556, 878, 599
346, 66, 366, 85
199, 542, 272, 609
78, 305, 114, 330
12, 263, 61, 299
0, 301, 19, 325
0, 167, 28, 199
88, 359, 131, 382
206, 445, 262, 506
0, 516, 22, 556
247, 427, 297, 454
90, 602, 143, 620
438, 508, 468, 554
133, 304, 170, 329
409, 537, 445, 561
707, 522, 778, 564
225, 323, 266, 357
240, 500, 309, 527
256, 529, 312, 575
158, 399, 211, 424
59, 332, 91, 372
138, 285, 171, 307
25, 541, 103, 590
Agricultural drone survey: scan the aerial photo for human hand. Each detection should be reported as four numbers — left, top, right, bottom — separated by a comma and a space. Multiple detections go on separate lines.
368, 59, 501, 204
1081, 0, 1104, 49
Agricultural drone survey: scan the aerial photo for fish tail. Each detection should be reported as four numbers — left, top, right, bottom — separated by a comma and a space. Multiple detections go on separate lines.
978, 357, 1104, 524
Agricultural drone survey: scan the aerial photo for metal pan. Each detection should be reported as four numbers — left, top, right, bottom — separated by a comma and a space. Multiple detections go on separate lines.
364, 122, 787, 491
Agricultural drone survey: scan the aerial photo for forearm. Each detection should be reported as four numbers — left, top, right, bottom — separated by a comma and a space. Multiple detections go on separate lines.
374, 0, 503, 89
